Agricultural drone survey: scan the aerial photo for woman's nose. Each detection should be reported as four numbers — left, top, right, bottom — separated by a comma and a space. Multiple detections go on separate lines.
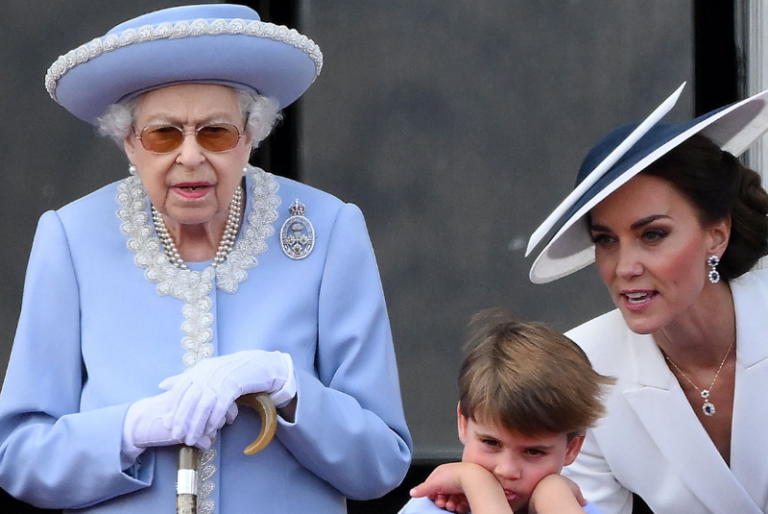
615, 245, 643, 278
176, 131, 206, 168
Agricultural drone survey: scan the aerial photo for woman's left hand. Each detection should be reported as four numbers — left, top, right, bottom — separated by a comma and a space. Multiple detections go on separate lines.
159, 350, 296, 445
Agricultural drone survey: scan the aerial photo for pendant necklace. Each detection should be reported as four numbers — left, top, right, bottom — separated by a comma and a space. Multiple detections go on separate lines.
663, 337, 735, 416
152, 186, 243, 270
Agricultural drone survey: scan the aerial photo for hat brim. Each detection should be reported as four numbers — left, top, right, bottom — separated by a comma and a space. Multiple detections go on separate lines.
526, 83, 686, 258
45, 5, 323, 124
528, 85, 768, 284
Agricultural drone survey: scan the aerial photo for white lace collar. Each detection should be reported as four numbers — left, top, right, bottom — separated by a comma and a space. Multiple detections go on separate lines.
116, 166, 279, 513
116, 165, 280, 367
117, 165, 280, 296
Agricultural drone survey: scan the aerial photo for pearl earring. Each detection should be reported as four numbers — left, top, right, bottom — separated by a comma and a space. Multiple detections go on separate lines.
708, 255, 720, 284
242, 166, 248, 176
128, 165, 137, 176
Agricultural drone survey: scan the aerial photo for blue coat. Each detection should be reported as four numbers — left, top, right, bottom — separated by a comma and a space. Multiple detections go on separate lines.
0, 168, 412, 513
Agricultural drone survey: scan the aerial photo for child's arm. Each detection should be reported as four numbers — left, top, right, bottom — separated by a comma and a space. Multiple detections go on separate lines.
410, 462, 513, 514
528, 474, 589, 514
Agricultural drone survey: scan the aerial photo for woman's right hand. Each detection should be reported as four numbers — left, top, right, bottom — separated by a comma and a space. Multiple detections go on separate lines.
158, 350, 295, 446
121, 390, 232, 468
123, 391, 210, 449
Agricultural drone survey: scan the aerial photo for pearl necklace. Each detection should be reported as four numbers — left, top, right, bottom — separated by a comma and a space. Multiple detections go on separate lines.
663, 337, 735, 417
151, 186, 243, 270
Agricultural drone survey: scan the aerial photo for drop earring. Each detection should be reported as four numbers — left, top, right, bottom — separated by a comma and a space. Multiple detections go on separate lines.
128, 164, 137, 176
708, 255, 720, 284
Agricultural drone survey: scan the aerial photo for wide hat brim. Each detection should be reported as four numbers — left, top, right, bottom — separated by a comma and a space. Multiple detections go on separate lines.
45, 4, 323, 124
527, 83, 768, 284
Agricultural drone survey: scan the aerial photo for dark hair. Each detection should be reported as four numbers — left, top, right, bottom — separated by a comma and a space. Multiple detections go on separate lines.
458, 308, 614, 436
643, 134, 768, 280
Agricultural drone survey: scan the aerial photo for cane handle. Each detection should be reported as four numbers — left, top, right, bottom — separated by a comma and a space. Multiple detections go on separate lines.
237, 392, 278, 455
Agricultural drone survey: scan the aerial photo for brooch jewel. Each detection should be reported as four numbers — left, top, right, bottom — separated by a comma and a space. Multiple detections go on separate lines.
281, 199, 315, 260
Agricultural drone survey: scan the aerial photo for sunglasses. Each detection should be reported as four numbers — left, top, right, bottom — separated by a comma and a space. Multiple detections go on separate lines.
135, 122, 245, 154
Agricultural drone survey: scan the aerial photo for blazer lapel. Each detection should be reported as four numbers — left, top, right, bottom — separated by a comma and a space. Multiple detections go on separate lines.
623, 331, 762, 513
729, 273, 768, 511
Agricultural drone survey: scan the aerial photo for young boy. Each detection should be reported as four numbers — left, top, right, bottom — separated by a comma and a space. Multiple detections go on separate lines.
400, 309, 613, 514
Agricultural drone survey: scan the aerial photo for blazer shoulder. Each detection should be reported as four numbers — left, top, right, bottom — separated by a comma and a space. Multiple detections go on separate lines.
567, 309, 624, 347
56, 181, 122, 224
271, 176, 372, 244
567, 309, 633, 373
732, 268, 768, 291
274, 176, 346, 211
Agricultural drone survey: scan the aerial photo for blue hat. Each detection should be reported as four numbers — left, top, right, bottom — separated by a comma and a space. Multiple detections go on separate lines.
45, 4, 323, 124
527, 83, 768, 284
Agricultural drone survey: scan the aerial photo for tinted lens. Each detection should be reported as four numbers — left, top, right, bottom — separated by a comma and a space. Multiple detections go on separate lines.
140, 125, 184, 153
138, 124, 242, 154
196, 124, 241, 152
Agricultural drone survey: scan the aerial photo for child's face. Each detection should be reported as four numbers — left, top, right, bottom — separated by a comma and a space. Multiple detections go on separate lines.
458, 411, 584, 512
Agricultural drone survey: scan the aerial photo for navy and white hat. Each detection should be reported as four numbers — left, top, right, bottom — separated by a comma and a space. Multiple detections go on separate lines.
45, 4, 323, 124
527, 82, 768, 284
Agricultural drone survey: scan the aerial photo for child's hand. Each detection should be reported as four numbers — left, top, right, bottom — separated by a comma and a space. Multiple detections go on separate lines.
411, 462, 511, 514
410, 462, 475, 499
528, 474, 587, 514
433, 493, 470, 514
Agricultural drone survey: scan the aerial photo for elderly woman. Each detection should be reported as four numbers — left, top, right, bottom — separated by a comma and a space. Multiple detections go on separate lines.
526, 83, 768, 514
0, 4, 411, 514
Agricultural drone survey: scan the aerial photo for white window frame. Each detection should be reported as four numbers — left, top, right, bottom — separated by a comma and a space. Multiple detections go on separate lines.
736, 1, 767, 268
736, 1, 768, 177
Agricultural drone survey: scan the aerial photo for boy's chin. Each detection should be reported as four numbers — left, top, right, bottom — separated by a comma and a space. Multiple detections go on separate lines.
506, 495, 529, 513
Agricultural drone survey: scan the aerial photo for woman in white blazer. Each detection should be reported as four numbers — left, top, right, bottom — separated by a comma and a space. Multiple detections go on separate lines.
525, 83, 768, 514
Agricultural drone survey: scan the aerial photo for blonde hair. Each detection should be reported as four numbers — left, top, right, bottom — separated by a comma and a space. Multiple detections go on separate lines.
459, 308, 614, 436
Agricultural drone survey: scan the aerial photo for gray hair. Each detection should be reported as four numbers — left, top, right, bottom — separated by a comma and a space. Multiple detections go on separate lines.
97, 88, 282, 150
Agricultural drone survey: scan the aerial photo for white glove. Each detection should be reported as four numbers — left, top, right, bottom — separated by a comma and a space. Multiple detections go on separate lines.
121, 390, 217, 469
158, 350, 296, 446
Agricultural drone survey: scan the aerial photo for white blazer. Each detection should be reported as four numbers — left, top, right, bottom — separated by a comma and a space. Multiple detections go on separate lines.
562, 270, 768, 514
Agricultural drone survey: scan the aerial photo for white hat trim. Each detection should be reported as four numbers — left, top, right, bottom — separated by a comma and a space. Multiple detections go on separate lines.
528, 88, 768, 284
45, 18, 323, 103
525, 83, 685, 257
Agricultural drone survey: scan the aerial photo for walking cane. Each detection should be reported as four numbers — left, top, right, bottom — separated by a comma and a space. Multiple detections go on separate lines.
176, 392, 278, 514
